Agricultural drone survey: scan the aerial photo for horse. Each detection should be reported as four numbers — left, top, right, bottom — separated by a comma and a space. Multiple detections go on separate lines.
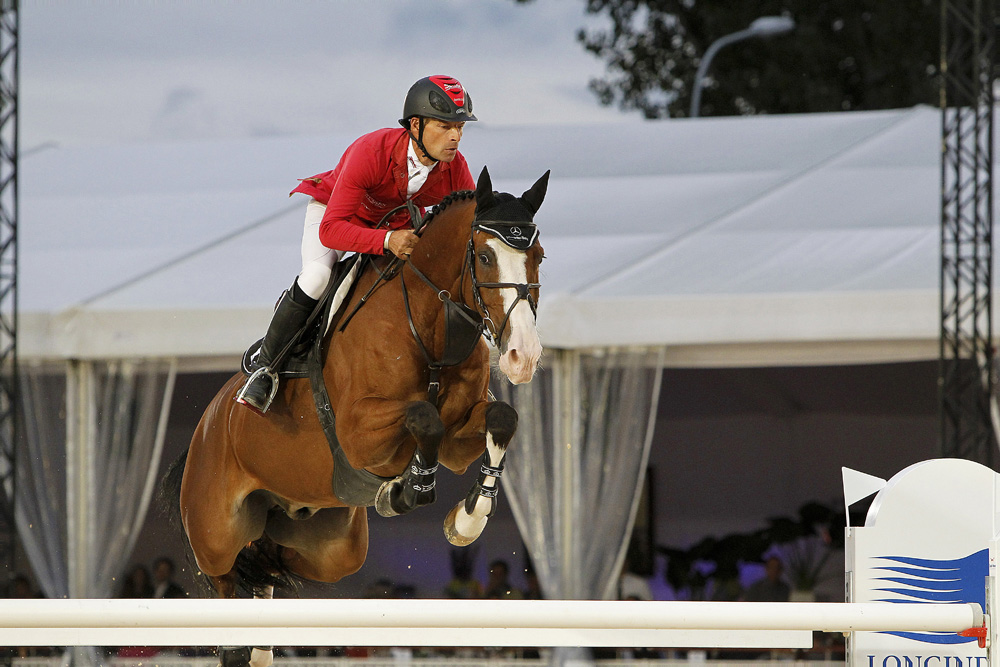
162, 166, 548, 665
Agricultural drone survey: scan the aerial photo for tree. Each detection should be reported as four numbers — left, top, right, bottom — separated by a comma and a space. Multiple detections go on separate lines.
517, 0, 940, 118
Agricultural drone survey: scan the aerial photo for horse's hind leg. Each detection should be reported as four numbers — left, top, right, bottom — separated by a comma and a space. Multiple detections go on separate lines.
218, 646, 272, 667
444, 401, 518, 546
213, 553, 277, 667
374, 401, 444, 517
265, 505, 368, 582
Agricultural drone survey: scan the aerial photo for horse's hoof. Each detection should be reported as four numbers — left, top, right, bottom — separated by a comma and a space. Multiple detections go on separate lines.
375, 478, 402, 517
443, 501, 486, 546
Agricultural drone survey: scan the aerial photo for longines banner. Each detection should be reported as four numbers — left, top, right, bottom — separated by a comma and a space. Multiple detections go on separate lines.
845, 459, 994, 667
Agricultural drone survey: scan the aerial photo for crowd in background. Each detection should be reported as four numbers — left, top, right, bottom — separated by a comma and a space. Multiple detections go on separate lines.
2, 549, 818, 663
116, 556, 187, 600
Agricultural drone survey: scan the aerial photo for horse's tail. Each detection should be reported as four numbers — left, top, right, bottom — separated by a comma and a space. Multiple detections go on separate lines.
158, 448, 188, 533
158, 448, 298, 598
232, 537, 298, 598
157, 449, 213, 597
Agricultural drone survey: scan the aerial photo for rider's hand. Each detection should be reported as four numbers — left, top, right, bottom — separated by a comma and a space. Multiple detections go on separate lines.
386, 229, 419, 259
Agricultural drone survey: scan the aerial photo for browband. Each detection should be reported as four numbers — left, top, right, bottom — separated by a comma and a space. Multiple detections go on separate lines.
474, 221, 539, 250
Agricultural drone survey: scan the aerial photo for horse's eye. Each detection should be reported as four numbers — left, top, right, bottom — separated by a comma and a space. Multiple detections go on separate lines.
478, 252, 491, 266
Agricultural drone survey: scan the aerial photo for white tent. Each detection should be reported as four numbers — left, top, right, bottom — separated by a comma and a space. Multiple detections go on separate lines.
19, 105, 977, 604
24, 104, 960, 368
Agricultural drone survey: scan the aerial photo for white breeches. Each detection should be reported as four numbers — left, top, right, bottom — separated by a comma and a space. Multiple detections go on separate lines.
298, 199, 342, 300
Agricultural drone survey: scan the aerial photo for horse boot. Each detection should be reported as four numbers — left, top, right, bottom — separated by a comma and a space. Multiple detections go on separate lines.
235, 285, 315, 414
444, 450, 506, 547
375, 443, 439, 517
217, 647, 251, 667
375, 402, 443, 517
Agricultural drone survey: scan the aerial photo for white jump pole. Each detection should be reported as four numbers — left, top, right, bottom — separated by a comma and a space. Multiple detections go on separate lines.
0, 599, 985, 649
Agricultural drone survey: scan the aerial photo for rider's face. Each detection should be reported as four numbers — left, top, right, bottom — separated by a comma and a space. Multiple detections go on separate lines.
411, 118, 465, 164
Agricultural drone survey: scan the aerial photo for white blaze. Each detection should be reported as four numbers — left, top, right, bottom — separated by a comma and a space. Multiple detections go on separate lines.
487, 238, 541, 384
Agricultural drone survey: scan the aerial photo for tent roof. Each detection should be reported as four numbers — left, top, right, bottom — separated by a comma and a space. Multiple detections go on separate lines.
23, 105, 963, 368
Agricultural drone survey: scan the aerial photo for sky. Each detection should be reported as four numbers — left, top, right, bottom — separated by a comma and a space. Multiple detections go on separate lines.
21, 0, 641, 151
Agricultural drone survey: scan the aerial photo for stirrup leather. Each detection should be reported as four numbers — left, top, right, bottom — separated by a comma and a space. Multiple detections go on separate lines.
235, 367, 280, 413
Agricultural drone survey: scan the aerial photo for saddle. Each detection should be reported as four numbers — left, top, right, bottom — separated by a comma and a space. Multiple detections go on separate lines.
240, 256, 361, 379
240, 251, 489, 508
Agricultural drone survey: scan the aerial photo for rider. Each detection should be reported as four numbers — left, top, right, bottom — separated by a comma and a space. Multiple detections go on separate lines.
237, 75, 478, 413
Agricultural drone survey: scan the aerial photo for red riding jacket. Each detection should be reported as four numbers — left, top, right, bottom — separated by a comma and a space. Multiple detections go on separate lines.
290, 127, 475, 255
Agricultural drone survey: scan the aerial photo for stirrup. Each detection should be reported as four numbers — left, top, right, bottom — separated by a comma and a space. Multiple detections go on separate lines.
235, 367, 280, 414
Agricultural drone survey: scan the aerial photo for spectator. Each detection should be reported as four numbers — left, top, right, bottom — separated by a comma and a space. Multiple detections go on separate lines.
9, 573, 34, 598
444, 548, 482, 599
116, 565, 158, 658
152, 556, 187, 598
6, 574, 51, 659
743, 556, 791, 602
363, 578, 396, 599
617, 560, 653, 601
117, 564, 154, 598
523, 569, 544, 600
483, 560, 522, 600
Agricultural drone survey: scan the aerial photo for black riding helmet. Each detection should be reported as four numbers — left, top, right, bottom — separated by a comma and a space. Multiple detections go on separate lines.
399, 75, 477, 162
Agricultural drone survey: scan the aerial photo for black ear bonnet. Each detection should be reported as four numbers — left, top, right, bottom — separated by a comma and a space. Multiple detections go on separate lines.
473, 167, 549, 250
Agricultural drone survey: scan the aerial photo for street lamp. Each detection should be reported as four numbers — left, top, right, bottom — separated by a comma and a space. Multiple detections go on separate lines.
689, 16, 796, 118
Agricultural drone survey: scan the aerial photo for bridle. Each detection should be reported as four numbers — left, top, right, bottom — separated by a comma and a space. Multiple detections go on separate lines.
339, 199, 540, 405
463, 220, 541, 350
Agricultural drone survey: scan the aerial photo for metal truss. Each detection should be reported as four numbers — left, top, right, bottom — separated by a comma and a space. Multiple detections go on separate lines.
939, 0, 996, 465
0, 0, 16, 581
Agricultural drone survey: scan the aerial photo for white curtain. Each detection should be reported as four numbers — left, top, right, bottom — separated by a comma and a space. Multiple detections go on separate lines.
495, 346, 664, 601
15, 365, 69, 598
16, 358, 177, 603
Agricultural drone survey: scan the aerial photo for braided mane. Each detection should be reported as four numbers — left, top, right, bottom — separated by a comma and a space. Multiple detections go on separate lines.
421, 190, 475, 227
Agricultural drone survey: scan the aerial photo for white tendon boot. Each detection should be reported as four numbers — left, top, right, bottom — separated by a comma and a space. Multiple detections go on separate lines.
444, 433, 506, 546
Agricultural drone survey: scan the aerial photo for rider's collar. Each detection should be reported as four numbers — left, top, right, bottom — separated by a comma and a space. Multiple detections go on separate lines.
474, 220, 538, 250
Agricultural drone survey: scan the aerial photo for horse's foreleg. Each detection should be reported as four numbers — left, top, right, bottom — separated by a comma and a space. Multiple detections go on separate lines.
444, 401, 518, 547
374, 401, 444, 517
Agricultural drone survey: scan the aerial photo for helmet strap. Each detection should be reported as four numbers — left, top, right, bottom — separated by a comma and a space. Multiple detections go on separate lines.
411, 118, 440, 164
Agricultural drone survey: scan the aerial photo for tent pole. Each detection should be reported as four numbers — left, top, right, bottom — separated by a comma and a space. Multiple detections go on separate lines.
66, 359, 95, 667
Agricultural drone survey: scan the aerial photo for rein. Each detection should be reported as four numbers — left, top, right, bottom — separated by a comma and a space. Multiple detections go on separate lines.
335, 194, 539, 406
336, 201, 423, 332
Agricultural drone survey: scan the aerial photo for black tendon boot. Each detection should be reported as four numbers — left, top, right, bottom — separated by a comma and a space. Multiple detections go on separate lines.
236, 284, 316, 413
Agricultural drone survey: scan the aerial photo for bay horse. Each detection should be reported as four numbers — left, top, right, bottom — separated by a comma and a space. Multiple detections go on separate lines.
163, 166, 547, 664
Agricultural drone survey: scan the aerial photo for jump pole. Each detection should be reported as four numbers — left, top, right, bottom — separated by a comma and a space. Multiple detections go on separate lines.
0, 598, 985, 649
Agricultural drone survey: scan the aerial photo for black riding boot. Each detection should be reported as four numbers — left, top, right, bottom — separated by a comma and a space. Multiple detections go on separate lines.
236, 284, 315, 414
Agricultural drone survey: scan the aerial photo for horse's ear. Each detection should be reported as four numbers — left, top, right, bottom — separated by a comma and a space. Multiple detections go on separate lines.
521, 170, 550, 215
475, 166, 497, 212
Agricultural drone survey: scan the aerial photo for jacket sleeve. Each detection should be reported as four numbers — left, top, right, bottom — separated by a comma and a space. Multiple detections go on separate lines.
318, 144, 389, 255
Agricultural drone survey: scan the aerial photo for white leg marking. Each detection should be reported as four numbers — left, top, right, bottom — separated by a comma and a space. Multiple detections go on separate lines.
248, 586, 274, 667
249, 648, 273, 667
453, 432, 506, 538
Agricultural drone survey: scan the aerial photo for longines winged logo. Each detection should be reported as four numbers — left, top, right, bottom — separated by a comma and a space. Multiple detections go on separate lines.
872, 550, 988, 644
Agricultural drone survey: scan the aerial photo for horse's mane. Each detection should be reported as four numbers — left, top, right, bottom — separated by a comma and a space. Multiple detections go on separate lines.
421, 189, 475, 227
